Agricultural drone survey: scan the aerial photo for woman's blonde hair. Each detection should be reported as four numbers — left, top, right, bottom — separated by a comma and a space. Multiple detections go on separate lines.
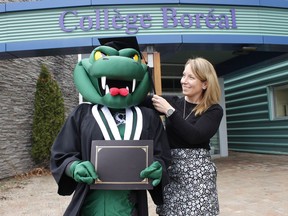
185, 57, 221, 116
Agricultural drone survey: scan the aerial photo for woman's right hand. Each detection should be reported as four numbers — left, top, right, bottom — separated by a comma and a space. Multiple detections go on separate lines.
151, 95, 173, 115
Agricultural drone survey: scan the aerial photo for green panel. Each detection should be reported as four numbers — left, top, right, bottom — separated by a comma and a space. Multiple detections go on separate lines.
225, 62, 288, 91
258, 8, 288, 35
224, 54, 288, 154
1, 4, 288, 43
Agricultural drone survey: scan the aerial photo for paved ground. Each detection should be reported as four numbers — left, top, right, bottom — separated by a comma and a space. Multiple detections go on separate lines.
0, 151, 287, 216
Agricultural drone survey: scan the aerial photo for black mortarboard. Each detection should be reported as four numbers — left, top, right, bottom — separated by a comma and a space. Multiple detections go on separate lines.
98, 36, 142, 58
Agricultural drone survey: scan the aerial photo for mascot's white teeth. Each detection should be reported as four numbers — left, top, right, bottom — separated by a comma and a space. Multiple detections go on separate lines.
105, 85, 109, 94
101, 77, 136, 94
101, 76, 106, 90
132, 79, 136, 92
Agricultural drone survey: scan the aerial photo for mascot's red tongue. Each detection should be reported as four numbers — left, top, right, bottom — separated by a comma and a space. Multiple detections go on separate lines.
110, 87, 129, 96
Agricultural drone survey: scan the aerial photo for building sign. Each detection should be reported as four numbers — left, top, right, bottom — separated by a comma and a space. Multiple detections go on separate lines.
59, 7, 237, 34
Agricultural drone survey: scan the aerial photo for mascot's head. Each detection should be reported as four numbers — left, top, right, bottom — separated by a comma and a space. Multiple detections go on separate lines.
73, 37, 151, 109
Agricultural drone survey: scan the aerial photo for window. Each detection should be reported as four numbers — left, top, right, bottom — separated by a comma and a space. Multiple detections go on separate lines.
269, 83, 288, 120
162, 76, 182, 93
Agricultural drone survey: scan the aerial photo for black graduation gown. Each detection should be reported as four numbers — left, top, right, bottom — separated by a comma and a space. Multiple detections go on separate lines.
50, 103, 171, 216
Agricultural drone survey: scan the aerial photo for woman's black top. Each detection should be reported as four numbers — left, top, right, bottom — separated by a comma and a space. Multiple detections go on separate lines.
143, 96, 223, 150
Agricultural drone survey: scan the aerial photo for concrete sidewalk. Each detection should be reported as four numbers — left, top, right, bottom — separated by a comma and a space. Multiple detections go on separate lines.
215, 151, 288, 216
0, 151, 287, 215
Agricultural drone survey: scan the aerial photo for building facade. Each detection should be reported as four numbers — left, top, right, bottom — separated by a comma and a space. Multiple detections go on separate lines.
224, 54, 288, 155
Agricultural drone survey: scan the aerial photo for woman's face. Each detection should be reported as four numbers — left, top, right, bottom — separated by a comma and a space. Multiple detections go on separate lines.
180, 64, 206, 103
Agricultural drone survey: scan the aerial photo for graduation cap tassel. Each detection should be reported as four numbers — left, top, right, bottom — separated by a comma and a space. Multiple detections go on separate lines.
147, 66, 156, 95
141, 50, 156, 95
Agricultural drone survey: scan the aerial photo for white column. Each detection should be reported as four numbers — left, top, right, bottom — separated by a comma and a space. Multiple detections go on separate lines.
218, 77, 228, 157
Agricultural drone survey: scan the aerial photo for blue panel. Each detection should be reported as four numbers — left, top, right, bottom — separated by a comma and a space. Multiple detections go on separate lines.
180, 0, 260, 6
92, 38, 101, 47
0, 4, 5, 12
4, 0, 288, 13
260, 0, 288, 8
0, 43, 5, 52
91, 0, 178, 5
263, 36, 288, 45
6, 38, 93, 52
5, 0, 91, 12
0, 43, 15, 59
182, 35, 263, 44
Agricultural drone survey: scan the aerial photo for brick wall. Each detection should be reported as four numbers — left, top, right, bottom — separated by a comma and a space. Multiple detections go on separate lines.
0, 55, 79, 179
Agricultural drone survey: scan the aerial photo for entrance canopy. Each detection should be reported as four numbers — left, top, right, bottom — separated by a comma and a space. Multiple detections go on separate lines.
1, 0, 288, 75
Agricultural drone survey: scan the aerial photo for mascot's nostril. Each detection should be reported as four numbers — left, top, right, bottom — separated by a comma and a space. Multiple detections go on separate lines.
103, 57, 109, 61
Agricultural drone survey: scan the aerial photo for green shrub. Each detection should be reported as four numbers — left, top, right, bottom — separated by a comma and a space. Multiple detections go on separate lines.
31, 64, 65, 167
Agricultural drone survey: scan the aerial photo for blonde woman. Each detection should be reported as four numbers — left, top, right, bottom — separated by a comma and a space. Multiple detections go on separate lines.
144, 57, 223, 215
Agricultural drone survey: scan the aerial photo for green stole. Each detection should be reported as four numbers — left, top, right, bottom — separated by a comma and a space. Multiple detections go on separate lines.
80, 105, 143, 216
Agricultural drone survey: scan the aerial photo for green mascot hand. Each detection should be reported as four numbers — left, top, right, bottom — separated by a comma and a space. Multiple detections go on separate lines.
140, 161, 162, 187
69, 161, 98, 185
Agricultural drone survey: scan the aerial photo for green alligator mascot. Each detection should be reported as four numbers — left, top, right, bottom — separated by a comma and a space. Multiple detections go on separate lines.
50, 37, 171, 216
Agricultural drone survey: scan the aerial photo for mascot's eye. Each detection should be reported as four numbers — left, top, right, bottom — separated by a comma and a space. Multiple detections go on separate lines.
94, 51, 106, 61
132, 54, 139, 62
